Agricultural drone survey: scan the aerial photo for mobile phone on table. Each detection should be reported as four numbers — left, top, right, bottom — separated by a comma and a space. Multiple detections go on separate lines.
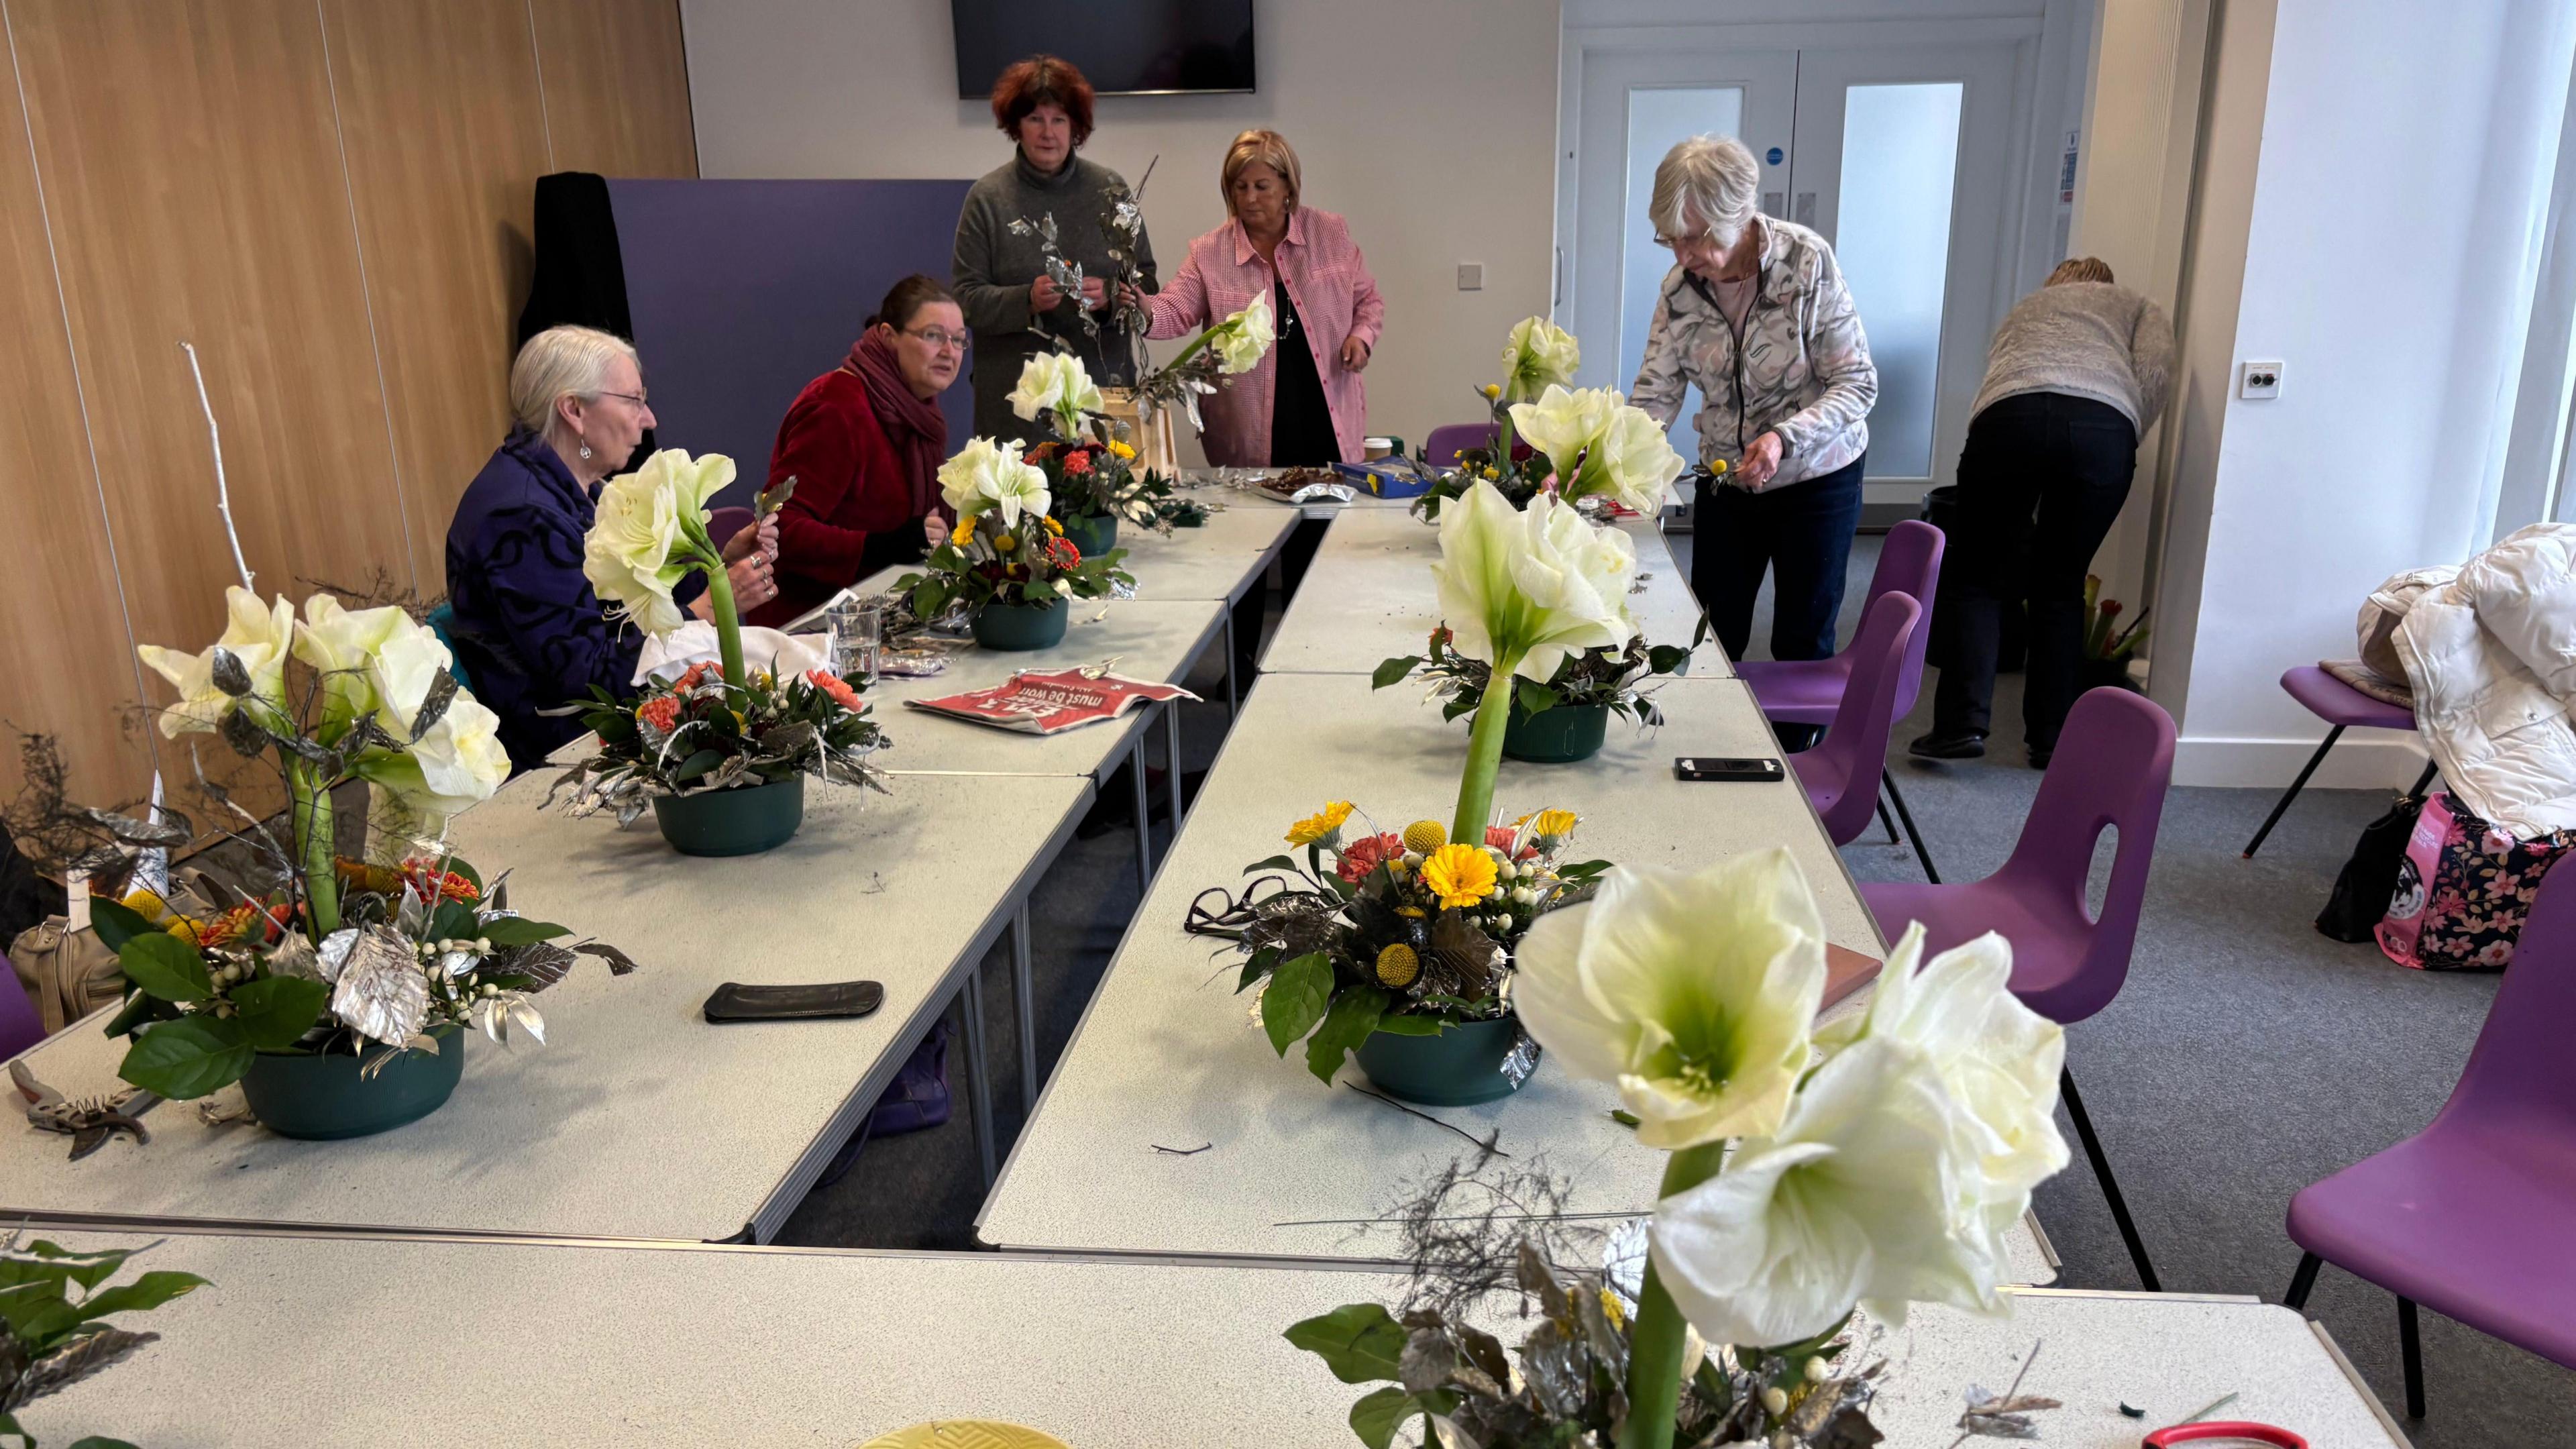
1674, 757, 1785, 783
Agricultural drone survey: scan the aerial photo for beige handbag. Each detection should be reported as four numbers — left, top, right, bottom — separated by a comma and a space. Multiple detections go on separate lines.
9, 916, 127, 1034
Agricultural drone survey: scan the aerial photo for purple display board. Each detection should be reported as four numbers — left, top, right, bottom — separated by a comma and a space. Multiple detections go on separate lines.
606, 178, 977, 508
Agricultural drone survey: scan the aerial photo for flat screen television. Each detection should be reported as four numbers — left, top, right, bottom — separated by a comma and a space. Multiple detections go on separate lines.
951, 1, 1256, 97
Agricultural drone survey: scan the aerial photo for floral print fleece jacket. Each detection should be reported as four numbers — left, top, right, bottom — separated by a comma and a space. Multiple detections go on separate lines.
1629, 216, 1878, 490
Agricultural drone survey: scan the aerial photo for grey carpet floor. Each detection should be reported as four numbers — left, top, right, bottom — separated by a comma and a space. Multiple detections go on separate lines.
776, 527, 2574, 1447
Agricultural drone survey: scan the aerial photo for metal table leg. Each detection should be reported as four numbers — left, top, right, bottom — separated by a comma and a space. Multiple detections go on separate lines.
1130, 733, 1152, 893
959, 965, 997, 1186
1163, 701, 1185, 843
1010, 900, 1036, 1114
1222, 610, 1240, 715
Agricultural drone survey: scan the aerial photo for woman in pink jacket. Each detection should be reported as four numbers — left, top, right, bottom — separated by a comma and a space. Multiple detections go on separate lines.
1138, 129, 1385, 466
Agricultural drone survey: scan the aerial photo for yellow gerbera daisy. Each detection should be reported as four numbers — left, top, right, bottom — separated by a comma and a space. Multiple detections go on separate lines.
953, 517, 977, 548
1530, 809, 1578, 840
1285, 800, 1355, 846
1375, 943, 1419, 988
1044, 516, 1065, 536
1401, 820, 1447, 854
1421, 844, 1497, 909
1108, 439, 1136, 460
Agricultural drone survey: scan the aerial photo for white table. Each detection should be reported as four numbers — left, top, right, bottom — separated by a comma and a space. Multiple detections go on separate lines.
975, 673, 2041, 1272
1110, 506, 1299, 714
0, 770, 1090, 1244
18, 1231, 2404, 1448
1258, 505, 1727, 678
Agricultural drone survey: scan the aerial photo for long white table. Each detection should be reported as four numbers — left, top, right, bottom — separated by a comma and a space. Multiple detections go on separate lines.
975, 672, 2046, 1273
1258, 504, 1726, 678
0, 769, 1089, 1244
18, 1230, 2404, 1448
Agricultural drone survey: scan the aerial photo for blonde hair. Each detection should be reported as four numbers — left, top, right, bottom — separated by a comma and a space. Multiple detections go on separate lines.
508, 325, 639, 434
1221, 128, 1302, 217
1650, 134, 1760, 250
2049, 256, 2115, 285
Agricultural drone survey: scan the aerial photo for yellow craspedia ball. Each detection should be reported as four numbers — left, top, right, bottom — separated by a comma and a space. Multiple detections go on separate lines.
1402, 820, 1447, 854
1375, 943, 1420, 988
997, 533, 1019, 553
1479, 384, 1502, 400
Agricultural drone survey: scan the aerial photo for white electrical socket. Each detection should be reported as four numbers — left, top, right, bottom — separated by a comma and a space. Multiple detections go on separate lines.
2241, 360, 2285, 398
1456, 262, 1484, 291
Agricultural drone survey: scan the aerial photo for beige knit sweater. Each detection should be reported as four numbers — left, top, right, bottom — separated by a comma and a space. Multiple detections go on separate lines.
1969, 280, 2174, 431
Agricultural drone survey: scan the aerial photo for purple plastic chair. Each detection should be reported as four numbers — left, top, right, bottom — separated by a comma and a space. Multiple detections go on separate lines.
706, 506, 756, 549
1419, 423, 1535, 470
2284, 863, 2576, 1421
2242, 665, 2431, 857
1860, 686, 2178, 1291
1738, 520, 1945, 879
1784, 590, 1919, 849
2, 969, 42, 1061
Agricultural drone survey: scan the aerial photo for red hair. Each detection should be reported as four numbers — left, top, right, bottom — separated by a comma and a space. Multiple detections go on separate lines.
989, 55, 1097, 147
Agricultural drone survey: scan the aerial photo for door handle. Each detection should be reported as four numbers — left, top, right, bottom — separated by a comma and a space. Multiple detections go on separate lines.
1794, 191, 1817, 226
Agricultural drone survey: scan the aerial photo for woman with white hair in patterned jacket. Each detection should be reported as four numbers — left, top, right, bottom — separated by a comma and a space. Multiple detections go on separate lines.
1632, 133, 1878, 676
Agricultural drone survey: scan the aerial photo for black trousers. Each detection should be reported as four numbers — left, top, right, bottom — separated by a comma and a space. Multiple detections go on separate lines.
1693, 452, 1867, 664
1929, 392, 2137, 751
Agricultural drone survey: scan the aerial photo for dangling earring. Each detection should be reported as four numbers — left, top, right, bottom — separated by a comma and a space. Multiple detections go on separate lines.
578, 441, 594, 461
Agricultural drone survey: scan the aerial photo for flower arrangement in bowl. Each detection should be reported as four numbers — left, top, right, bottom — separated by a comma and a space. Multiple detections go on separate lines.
1375, 621, 1704, 765
1009, 350, 1191, 554
1288, 850, 2074, 1449
1417, 318, 1693, 524
97, 583, 634, 1137
898, 437, 1132, 653
1189, 804, 1607, 1105
566, 449, 887, 855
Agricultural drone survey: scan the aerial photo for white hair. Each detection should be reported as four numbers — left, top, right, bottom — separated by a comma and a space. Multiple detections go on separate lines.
508, 325, 639, 435
1649, 133, 1761, 249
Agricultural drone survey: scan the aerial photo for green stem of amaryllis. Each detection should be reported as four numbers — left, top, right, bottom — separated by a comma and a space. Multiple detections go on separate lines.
700, 557, 746, 690
1621, 1140, 1729, 1449
288, 760, 340, 940
1450, 649, 1524, 845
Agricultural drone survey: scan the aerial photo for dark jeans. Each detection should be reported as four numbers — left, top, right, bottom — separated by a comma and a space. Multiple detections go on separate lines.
1693, 452, 1867, 664
1930, 392, 2137, 751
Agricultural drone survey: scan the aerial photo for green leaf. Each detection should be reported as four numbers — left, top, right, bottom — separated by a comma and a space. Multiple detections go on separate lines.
1349, 1385, 1428, 1449
1609, 1109, 1641, 1128
671, 747, 727, 784
1303, 986, 1387, 1085
1284, 1301, 1407, 1384
444, 857, 484, 892
1514, 679, 1561, 717
225, 976, 329, 1051
1240, 854, 1299, 875
1371, 655, 1424, 690
1260, 953, 1333, 1058
429, 900, 480, 943
73, 1269, 210, 1322
1370, 1013, 1448, 1036
69, 1438, 144, 1449
1646, 643, 1691, 675
87, 897, 154, 953
478, 916, 572, 948
117, 1016, 253, 1099
115, 932, 211, 1003
101, 988, 167, 1040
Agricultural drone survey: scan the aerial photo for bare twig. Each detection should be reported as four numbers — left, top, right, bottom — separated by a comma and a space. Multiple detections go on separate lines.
1345, 1082, 1509, 1159
179, 341, 252, 592
1150, 1142, 1213, 1156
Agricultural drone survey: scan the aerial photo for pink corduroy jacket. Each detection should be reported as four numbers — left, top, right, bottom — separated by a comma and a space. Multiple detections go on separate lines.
1143, 208, 1385, 467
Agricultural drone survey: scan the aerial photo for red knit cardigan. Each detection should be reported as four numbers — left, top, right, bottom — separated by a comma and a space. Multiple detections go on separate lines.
747, 369, 924, 628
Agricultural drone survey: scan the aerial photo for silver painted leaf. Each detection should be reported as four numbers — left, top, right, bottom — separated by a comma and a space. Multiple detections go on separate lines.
315, 928, 361, 983
207, 646, 253, 697
329, 926, 429, 1046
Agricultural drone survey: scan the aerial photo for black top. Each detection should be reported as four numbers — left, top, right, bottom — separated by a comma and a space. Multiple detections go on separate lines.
1267, 278, 1340, 467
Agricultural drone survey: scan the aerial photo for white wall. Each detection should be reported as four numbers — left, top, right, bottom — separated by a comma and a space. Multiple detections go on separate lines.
2148, 0, 2576, 787
680, 0, 1563, 458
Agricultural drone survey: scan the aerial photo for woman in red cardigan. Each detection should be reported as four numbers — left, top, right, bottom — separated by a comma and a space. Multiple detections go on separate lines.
748, 275, 964, 627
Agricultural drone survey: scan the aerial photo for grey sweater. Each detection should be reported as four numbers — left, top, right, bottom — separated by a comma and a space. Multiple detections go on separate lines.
1969, 281, 2174, 431
952, 150, 1160, 443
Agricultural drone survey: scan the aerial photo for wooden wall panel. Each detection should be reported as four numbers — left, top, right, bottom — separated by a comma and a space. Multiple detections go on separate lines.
321, 0, 552, 588
0, 21, 156, 808
9, 1, 411, 666
530, 0, 698, 178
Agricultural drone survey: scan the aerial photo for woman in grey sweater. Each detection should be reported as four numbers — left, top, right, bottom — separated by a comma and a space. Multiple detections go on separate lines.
952, 55, 1159, 445
1914, 257, 2174, 766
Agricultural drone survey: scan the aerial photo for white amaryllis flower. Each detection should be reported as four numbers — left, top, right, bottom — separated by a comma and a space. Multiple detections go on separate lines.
1431, 482, 1638, 683
1008, 352, 1105, 440
1500, 317, 1580, 402
1817, 924, 2069, 1301
1210, 290, 1275, 374
354, 614, 510, 816
1650, 1034, 1990, 1347
1509, 384, 1615, 480
1582, 398, 1688, 513
292, 594, 409, 729
135, 586, 296, 739
582, 450, 735, 636
401, 695, 511, 812
1513, 848, 1827, 1148
938, 437, 1052, 528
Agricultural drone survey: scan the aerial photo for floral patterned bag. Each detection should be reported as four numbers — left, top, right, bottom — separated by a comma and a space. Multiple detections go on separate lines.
2376, 791, 2576, 970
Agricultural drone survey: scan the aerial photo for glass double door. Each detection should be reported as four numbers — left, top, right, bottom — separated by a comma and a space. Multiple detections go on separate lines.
1569, 40, 2021, 500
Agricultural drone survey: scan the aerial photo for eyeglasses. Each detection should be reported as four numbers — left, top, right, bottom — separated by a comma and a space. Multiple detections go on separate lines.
1654, 231, 1714, 252
597, 390, 651, 409
904, 327, 971, 353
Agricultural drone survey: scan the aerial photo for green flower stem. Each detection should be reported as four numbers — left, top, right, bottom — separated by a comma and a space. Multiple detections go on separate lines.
1449, 649, 1524, 845
289, 760, 340, 939
700, 558, 746, 690
1621, 1139, 1729, 1449
1161, 323, 1216, 372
